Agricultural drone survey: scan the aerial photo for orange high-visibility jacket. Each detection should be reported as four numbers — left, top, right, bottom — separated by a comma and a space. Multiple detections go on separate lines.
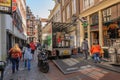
90, 45, 101, 54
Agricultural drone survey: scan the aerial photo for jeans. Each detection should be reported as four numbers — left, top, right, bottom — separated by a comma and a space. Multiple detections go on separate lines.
11, 58, 19, 73
24, 59, 31, 70
93, 53, 100, 62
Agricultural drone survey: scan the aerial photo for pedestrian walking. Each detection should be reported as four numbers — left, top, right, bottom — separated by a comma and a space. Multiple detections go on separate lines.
90, 43, 101, 63
9, 43, 22, 73
24, 44, 32, 70
29, 41, 36, 60
81, 39, 89, 60
22, 43, 26, 61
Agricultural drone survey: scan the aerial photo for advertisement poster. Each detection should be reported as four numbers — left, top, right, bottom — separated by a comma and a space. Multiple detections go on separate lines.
0, 0, 12, 13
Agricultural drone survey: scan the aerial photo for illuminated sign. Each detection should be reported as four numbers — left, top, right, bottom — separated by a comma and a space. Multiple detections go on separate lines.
0, 0, 12, 14
12, 0, 17, 12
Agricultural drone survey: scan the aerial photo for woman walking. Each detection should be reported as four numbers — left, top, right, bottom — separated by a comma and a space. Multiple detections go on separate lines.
24, 44, 32, 70
9, 43, 22, 73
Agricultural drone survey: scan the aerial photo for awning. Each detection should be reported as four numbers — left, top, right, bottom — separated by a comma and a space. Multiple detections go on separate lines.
52, 22, 73, 32
6, 29, 27, 40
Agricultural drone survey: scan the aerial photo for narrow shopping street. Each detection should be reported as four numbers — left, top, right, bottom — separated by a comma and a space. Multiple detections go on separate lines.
3, 51, 120, 80
0, 0, 120, 80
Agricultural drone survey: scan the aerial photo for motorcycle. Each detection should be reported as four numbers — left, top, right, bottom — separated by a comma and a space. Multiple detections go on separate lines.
37, 48, 49, 73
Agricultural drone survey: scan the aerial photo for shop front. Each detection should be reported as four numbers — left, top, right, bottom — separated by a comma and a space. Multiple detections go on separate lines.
103, 21, 120, 46
102, 19, 120, 64
90, 25, 99, 46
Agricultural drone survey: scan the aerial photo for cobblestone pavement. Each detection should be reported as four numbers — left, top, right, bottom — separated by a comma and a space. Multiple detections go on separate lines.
3, 50, 50, 80
3, 52, 120, 80
45, 60, 120, 80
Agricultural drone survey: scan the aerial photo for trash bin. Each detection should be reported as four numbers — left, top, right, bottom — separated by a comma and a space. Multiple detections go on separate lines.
0, 61, 6, 80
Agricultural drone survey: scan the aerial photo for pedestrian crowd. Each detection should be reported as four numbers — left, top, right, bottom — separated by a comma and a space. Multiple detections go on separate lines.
8, 41, 37, 74
8, 38, 104, 74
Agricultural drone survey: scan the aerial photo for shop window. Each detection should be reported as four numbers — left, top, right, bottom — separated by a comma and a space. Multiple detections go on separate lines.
107, 23, 119, 39
103, 22, 120, 47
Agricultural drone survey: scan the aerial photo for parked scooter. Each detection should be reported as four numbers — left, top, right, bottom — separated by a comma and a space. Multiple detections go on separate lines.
37, 48, 49, 73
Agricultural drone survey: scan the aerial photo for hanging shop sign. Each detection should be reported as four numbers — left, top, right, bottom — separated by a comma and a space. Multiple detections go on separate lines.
0, 0, 12, 14
12, 0, 17, 12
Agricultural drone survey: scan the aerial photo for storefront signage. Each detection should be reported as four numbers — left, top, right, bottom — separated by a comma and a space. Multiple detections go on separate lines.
0, 0, 12, 14
12, 0, 17, 12
90, 25, 98, 31
63, 50, 69, 55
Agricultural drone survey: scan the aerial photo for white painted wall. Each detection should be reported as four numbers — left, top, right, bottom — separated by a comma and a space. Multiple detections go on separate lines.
0, 14, 7, 61
5, 15, 13, 30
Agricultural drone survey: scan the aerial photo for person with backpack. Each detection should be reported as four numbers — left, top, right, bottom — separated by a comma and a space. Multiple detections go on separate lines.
9, 43, 22, 73
24, 44, 32, 70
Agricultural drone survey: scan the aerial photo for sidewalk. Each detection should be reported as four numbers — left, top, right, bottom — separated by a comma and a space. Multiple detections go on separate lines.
86, 58, 120, 73
3, 50, 50, 80
75, 53, 120, 73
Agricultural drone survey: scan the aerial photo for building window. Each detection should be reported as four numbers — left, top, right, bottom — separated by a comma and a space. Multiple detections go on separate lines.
63, 10, 65, 22
27, 15, 30, 19
83, 0, 94, 10
90, 13, 98, 25
57, 10, 61, 22
72, 0, 76, 15
67, 4, 70, 19
62, 0, 64, 6
102, 8, 111, 22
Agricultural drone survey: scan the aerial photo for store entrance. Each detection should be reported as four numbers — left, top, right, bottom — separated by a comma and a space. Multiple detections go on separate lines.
90, 31, 99, 45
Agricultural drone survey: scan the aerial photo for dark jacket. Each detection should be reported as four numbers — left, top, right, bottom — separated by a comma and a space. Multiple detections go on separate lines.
81, 40, 89, 50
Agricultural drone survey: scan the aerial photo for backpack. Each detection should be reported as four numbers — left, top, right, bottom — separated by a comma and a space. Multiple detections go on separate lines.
11, 52, 20, 59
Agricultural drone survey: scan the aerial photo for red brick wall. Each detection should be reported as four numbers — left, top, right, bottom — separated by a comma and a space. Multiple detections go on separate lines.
118, 4, 120, 17
111, 5, 118, 20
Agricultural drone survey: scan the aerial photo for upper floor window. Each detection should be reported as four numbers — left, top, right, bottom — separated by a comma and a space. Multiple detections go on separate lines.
62, 0, 64, 6
90, 13, 99, 25
63, 10, 65, 22
102, 8, 111, 22
67, 4, 70, 19
72, 0, 76, 15
83, 0, 94, 10
27, 15, 30, 19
